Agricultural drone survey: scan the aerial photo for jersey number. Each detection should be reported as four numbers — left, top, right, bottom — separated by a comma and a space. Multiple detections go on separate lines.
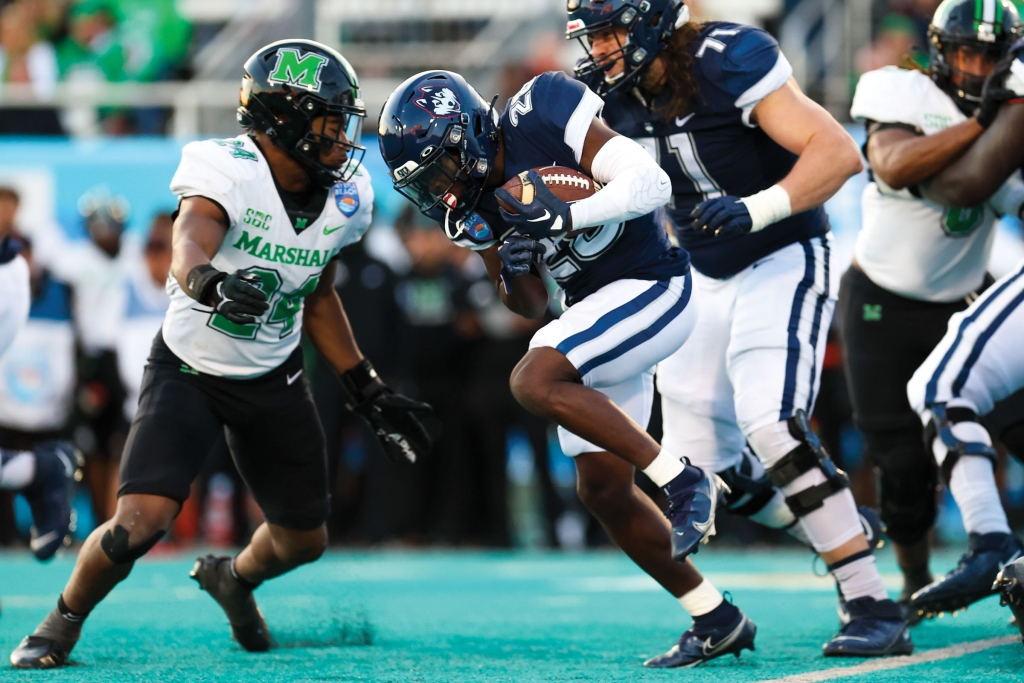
508, 78, 537, 127
542, 222, 624, 282
208, 268, 321, 340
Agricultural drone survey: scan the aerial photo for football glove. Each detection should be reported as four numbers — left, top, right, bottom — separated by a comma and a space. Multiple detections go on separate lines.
494, 170, 573, 240
496, 235, 546, 294
976, 42, 1024, 127
689, 195, 752, 237
187, 265, 270, 325
340, 359, 432, 465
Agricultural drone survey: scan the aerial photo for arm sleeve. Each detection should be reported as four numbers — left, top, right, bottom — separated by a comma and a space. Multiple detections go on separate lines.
569, 135, 672, 229
531, 71, 605, 163
169, 141, 243, 226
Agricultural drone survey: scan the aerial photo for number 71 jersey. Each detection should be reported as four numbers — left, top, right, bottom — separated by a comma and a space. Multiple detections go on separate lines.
163, 134, 373, 378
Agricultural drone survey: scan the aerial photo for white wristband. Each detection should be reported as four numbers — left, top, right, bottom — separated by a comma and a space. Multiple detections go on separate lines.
739, 185, 791, 233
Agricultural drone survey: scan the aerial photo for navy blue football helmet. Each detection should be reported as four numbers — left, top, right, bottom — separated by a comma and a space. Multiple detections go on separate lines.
378, 70, 499, 228
567, 0, 688, 96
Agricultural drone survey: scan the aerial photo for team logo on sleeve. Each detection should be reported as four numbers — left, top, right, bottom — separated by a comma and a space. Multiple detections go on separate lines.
414, 86, 461, 118
462, 212, 493, 242
268, 48, 329, 93
334, 182, 360, 217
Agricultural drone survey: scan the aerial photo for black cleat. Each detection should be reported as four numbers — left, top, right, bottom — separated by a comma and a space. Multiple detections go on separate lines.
994, 556, 1024, 642
910, 532, 1023, 619
663, 461, 728, 561
823, 597, 913, 657
644, 611, 756, 668
22, 442, 79, 561
10, 607, 82, 669
190, 555, 271, 652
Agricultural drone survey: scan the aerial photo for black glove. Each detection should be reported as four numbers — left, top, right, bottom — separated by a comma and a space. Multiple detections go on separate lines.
689, 195, 752, 236
188, 265, 270, 325
496, 235, 546, 293
975, 43, 1024, 127
340, 359, 432, 464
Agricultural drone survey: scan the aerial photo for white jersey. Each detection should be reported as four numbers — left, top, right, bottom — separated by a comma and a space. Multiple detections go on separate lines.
850, 67, 1024, 302
164, 135, 373, 378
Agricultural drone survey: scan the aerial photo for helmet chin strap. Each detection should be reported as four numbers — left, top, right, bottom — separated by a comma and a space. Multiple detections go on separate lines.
675, 3, 690, 28
443, 205, 465, 240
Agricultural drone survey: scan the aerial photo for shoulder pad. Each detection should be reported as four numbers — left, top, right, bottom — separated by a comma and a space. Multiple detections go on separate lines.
696, 25, 787, 99
850, 68, 953, 130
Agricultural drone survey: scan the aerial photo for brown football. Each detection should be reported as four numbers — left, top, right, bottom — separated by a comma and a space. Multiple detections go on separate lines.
497, 166, 600, 233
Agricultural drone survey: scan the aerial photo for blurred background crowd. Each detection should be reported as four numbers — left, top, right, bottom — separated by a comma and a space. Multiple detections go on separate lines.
1, 0, 1023, 553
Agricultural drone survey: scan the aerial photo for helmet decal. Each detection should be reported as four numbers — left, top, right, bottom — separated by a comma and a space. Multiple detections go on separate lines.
415, 86, 462, 118
267, 48, 330, 93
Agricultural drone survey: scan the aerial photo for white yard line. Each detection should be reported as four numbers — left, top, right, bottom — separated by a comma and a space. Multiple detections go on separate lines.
756, 635, 1021, 683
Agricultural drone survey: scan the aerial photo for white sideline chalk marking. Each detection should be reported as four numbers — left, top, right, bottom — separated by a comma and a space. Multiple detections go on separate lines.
756, 635, 1021, 683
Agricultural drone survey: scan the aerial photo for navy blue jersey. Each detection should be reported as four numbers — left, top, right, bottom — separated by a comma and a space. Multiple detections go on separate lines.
451, 71, 688, 306
596, 22, 829, 279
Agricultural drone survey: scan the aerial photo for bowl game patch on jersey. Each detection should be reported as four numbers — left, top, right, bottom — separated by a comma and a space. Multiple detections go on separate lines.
334, 182, 360, 217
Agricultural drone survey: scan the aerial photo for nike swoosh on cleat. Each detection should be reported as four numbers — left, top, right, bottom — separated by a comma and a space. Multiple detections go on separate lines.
30, 531, 60, 552
528, 210, 552, 223
999, 550, 1023, 571
701, 617, 746, 655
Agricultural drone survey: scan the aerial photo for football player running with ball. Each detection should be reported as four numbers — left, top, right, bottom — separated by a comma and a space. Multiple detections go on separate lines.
10, 40, 431, 669
845, 0, 1024, 622
379, 68, 755, 667
567, 0, 910, 659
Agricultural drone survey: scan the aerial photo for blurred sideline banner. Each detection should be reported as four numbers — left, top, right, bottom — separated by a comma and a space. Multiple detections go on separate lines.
0, 128, 1020, 272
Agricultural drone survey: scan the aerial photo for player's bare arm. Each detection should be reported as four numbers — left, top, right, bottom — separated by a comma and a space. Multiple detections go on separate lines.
752, 79, 863, 213
300, 259, 364, 372
923, 103, 1024, 206
867, 120, 983, 191
170, 196, 227, 297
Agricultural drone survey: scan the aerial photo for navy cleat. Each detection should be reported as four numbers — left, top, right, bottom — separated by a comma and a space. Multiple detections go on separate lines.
663, 460, 728, 561
823, 597, 913, 657
993, 556, 1024, 642
644, 609, 756, 668
21, 442, 79, 561
910, 532, 1024, 619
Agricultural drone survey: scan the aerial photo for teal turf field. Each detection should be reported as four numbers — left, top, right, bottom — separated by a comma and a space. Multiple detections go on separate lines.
0, 547, 1021, 682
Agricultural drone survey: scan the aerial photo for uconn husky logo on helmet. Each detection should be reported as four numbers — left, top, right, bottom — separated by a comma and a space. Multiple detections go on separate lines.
414, 86, 462, 118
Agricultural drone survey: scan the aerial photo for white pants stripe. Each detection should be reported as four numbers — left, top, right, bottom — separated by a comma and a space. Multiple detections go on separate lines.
658, 235, 837, 473
530, 273, 696, 456
908, 258, 1024, 417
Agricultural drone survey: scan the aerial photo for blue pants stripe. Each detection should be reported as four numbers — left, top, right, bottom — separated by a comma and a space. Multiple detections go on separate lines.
556, 280, 670, 357
780, 240, 816, 421
925, 264, 1024, 405
805, 237, 830, 412
576, 273, 692, 378
949, 285, 1024, 399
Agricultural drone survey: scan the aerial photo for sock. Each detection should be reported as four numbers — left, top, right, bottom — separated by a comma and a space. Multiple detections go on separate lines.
829, 552, 888, 602
230, 557, 260, 591
948, 455, 1011, 535
678, 578, 724, 616
0, 449, 35, 490
57, 594, 89, 622
643, 449, 686, 488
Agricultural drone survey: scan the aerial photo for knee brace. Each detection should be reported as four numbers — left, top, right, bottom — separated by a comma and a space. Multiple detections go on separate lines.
100, 525, 165, 565
867, 431, 938, 546
926, 404, 998, 486
766, 410, 850, 518
719, 446, 782, 517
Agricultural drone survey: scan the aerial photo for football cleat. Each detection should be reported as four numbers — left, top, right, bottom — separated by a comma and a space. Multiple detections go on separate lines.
993, 556, 1024, 642
22, 442, 79, 561
644, 611, 756, 668
10, 607, 83, 669
190, 555, 271, 652
663, 461, 728, 561
910, 532, 1024, 619
823, 597, 913, 657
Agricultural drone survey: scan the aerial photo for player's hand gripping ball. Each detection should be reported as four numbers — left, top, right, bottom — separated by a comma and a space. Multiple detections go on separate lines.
494, 167, 597, 240
497, 235, 546, 294
690, 195, 753, 237
212, 270, 270, 325
341, 360, 433, 465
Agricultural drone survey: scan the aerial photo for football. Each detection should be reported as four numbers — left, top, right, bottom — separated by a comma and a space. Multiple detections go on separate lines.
497, 166, 599, 222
